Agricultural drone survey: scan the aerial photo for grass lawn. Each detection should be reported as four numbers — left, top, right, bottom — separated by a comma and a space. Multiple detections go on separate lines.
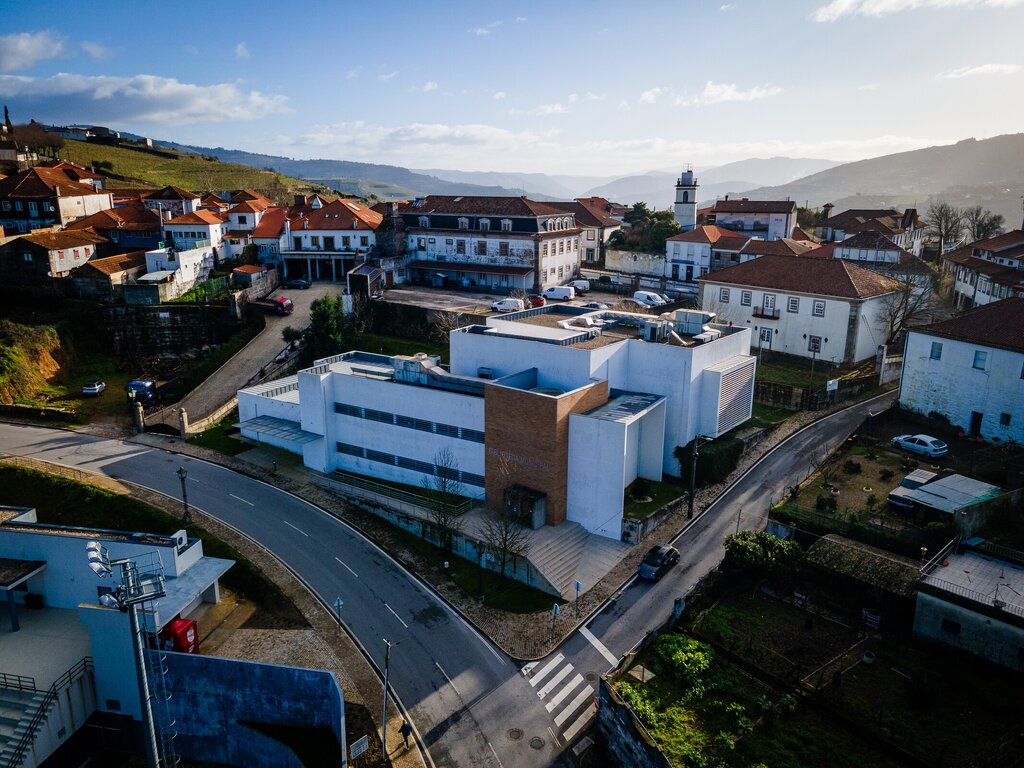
389, 526, 559, 613
750, 402, 797, 427
28, 348, 135, 426
0, 465, 307, 628
624, 478, 685, 520
349, 332, 449, 363
187, 412, 250, 456
755, 356, 834, 390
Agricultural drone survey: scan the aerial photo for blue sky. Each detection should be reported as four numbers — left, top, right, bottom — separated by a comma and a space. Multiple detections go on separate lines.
0, 0, 1022, 175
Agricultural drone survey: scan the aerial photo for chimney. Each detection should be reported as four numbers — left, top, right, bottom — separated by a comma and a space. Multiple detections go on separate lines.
294, 194, 306, 207
822, 203, 834, 221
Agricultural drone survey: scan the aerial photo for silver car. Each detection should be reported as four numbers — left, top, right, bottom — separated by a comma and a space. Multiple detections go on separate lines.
890, 434, 948, 458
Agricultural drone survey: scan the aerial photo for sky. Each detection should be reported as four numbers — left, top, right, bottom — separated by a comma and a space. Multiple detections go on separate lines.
0, 0, 1022, 177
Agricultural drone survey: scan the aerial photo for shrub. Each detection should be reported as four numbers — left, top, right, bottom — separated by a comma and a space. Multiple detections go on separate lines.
843, 459, 862, 474
673, 436, 744, 487
816, 494, 837, 512
617, 682, 659, 728
653, 635, 714, 686
928, 410, 951, 425
723, 530, 804, 581
880, 469, 895, 482
629, 477, 652, 499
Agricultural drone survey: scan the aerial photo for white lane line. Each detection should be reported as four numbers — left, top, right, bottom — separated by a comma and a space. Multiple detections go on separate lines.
547, 726, 561, 747
334, 557, 359, 577
189, 477, 201, 484
554, 685, 594, 726
229, 493, 254, 506
528, 654, 564, 688
487, 741, 505, 768
562, 702, 597, 742
435, 662, 460, 696
384, 603, 409, 629
580, 626, 619, 667
536, 664, 573, 700
546, 673, 584, 712
283, 520, 308, 537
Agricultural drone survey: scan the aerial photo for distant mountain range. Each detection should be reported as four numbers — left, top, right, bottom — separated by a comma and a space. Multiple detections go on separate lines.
743, 134, 1024, 225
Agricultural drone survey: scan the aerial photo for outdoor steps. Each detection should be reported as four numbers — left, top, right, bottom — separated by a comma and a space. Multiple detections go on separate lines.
0, 688, 47, 766
525, 522, 631, 599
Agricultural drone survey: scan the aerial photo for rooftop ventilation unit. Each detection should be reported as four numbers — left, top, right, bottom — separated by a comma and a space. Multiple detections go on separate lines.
641, 319, 668, 343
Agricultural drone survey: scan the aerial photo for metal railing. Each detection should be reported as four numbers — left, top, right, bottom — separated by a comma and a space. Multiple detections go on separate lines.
5, 657, 93, 768
752, 307, 781, 319
921, 577, 1024, 620
0, 671, 37, 693
322, 470, 483, 516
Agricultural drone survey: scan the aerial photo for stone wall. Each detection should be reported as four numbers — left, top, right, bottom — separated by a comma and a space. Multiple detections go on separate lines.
103, 304, 242, 359
597, 675, 671, 768
604, 249, 666, 277
158, 651, 345, 768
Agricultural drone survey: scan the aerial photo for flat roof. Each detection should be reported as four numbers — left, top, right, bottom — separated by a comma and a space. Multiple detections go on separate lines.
0, 557, 46, 589
236, 415, 320, 444
900, 474, 1003, 514
583, 392, 663, 423
138, 270, 174, 282
922, 550, 1024, 617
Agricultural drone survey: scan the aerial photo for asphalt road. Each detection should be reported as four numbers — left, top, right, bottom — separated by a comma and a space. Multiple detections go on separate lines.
0, 391, 893, 766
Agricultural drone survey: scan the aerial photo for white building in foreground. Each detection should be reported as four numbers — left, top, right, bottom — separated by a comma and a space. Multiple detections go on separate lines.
238, 306, 755, 541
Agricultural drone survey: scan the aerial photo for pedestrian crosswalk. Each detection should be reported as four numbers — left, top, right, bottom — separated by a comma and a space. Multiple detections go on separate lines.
521, 654, 597, 744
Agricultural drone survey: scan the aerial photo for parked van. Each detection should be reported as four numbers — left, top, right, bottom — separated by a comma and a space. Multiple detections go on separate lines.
568, 279, 590, 295
633, 290, 668, 307
542, 286, 576, 301
491, 297, 526, 313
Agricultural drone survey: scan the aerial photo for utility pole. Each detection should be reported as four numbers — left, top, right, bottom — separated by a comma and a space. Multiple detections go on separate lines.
381, 638, 392, 759
176, 466, 191, 524
688, 435, 711, 520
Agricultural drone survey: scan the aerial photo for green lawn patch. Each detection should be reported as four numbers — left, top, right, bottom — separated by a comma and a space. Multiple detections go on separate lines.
755, 356, 833, 389
624, 478, 685, 520
0, 465, 306, 628
349, 332, 448, 363
750, 402, 797, 426
187, 412, 249, 456
388, 525, 559, 613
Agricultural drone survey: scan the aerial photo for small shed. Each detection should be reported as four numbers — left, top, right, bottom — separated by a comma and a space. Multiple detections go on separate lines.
232, 264, 267, 287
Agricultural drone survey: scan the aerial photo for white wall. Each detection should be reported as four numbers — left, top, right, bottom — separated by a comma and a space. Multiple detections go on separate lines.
899, 331, 1024, 443
567, 416, 627, 538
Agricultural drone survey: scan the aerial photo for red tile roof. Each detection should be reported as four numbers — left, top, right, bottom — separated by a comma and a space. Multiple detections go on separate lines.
914, 297, 1024, 354
166, 209, 226, 226
700, 253, 903, 299
294, 199, 383, 231
228, 198, 272, 214
233, 264, 266, 274
740, 238, 816, 257
971, 229, 1024, 252
144, 185, 200, 201
667, 225, 749, 248
251, 207, 288, 239
0, 166, 108, 199
229, 189, 272, 204
790, 226, 821, 243
712, 198, 796, 215
545, 201, 619, 228
82, 250, 146, 276
399, 195, 576, 218
21, 229, 108, 251
65, 204, 161, 232
37, 160, 105, 181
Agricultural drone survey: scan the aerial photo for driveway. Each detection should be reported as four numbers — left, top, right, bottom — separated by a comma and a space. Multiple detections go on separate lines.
177, 283, 339, 422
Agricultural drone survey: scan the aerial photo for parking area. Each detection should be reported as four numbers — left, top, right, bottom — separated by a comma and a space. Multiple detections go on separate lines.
381, 284, 634, 316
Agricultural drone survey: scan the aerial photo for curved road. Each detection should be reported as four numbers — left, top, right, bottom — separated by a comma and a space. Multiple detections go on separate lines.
0, 392, 892, 767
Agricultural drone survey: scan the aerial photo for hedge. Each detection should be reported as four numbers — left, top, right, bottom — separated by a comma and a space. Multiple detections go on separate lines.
673, 436, 744, 487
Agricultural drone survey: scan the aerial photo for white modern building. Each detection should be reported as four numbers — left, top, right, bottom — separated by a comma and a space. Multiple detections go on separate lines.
898, 297, 1024, 442
699, 254, 903, 364
709, 198, 797, 241
238, 306, 755, 541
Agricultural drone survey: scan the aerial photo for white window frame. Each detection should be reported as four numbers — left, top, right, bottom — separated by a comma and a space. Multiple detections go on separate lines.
741, 290, 751, 306
930, 342, 942, 360
719, 287, 730, 303
812, 300, 825, 317
787, 297, 800, 313
972, 350, 987, 370
808, 335, 822, 353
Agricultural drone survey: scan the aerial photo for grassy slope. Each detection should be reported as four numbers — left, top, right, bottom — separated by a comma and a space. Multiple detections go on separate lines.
58, 139, 321, 194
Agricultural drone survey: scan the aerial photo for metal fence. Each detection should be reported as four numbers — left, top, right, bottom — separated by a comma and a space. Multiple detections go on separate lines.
320, 470, 483, 516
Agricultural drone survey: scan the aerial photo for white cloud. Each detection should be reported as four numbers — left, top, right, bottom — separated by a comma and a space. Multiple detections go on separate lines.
536, 103, 568, 115
471, 20, 503, 34
515, 16, 528, 21
423, 81, 438, 92
720, 3, 736, 9
234, 42, 250, 59
857, 83, 879, 90
678, 80, 782, 106
813, 0, 1023, 22
493, 90, 506, 100
618, 99, 630, 109
939, 62, 1021, 78
586, 92, 606, 101
568, 93, 579, 103
378, 71, 399, 81
639, 86, 669, 104
0, 72, 290, 125
0, 31, 63, 73
81, 41, 111, 60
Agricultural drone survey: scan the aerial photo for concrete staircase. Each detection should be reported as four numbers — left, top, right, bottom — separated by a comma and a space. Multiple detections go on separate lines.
525, 522, 632, 599
0, 687, 47, 768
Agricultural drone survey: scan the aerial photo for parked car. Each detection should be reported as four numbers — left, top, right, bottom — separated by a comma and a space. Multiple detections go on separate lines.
583, 301, 609, 310
527, 294, 546, 307
542, 286, 576, 301
81, 380, 106, 396
637, 544, 680, 581
568, 279, 590, 295
890, 434, 948, 458
491, 297, 526, 313
633, 290, 669, 307
284, 278, 311, 289
126, 379, 157, 404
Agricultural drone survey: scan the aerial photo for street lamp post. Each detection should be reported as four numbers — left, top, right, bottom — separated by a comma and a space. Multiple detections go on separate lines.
176, 466, 191, 524
381, 638, 392, 759
688, 435, 713, 520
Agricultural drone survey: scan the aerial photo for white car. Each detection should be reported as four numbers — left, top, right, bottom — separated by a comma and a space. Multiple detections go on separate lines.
890, 434, 948, 458
82, 380, 106, 396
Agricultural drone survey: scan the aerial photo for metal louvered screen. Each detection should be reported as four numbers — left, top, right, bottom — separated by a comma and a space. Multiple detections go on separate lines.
717, 359, 755, 435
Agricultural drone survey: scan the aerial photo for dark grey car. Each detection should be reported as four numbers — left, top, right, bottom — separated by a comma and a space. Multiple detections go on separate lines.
637, 545, 679, 580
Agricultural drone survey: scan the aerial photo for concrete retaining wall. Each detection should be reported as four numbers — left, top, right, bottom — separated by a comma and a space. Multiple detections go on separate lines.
157, 651, 345, 768
596, 675, 671, 768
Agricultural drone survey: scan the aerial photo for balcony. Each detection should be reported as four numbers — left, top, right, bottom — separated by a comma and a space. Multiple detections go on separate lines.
752, 306, 780, 319
410, 250, 533, 267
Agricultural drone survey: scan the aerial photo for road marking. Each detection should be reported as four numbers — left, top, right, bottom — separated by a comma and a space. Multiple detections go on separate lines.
554, 685, 594, 726
528, 654, 564, 687
334, 557, 358, 577
547, 726, 561, 746
189, 477, 201, 484
580, 626, 619, 666
283, 520, 308, 537
229, 493, 254, 506
434, 662, 460, 696
520, 661, 538, 676
384, 603, 409, 629
545, 673, 583, 712
536, 664, 573, 700
487, 741, 505, 768
562, 702, 597, 742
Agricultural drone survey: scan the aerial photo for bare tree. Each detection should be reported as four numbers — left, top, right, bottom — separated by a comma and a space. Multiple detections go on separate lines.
480, 507, 531, 577
429, 309, 473, 345
878, 263, 941, 343
423, 447, 465, 551
810, 447, 839, 489
962, 205, 1005, 242
924, 201, 964, 254
347, 292, 374, 334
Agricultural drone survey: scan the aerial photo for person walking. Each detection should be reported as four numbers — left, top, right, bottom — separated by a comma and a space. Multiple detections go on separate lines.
399, 720, 413, 749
